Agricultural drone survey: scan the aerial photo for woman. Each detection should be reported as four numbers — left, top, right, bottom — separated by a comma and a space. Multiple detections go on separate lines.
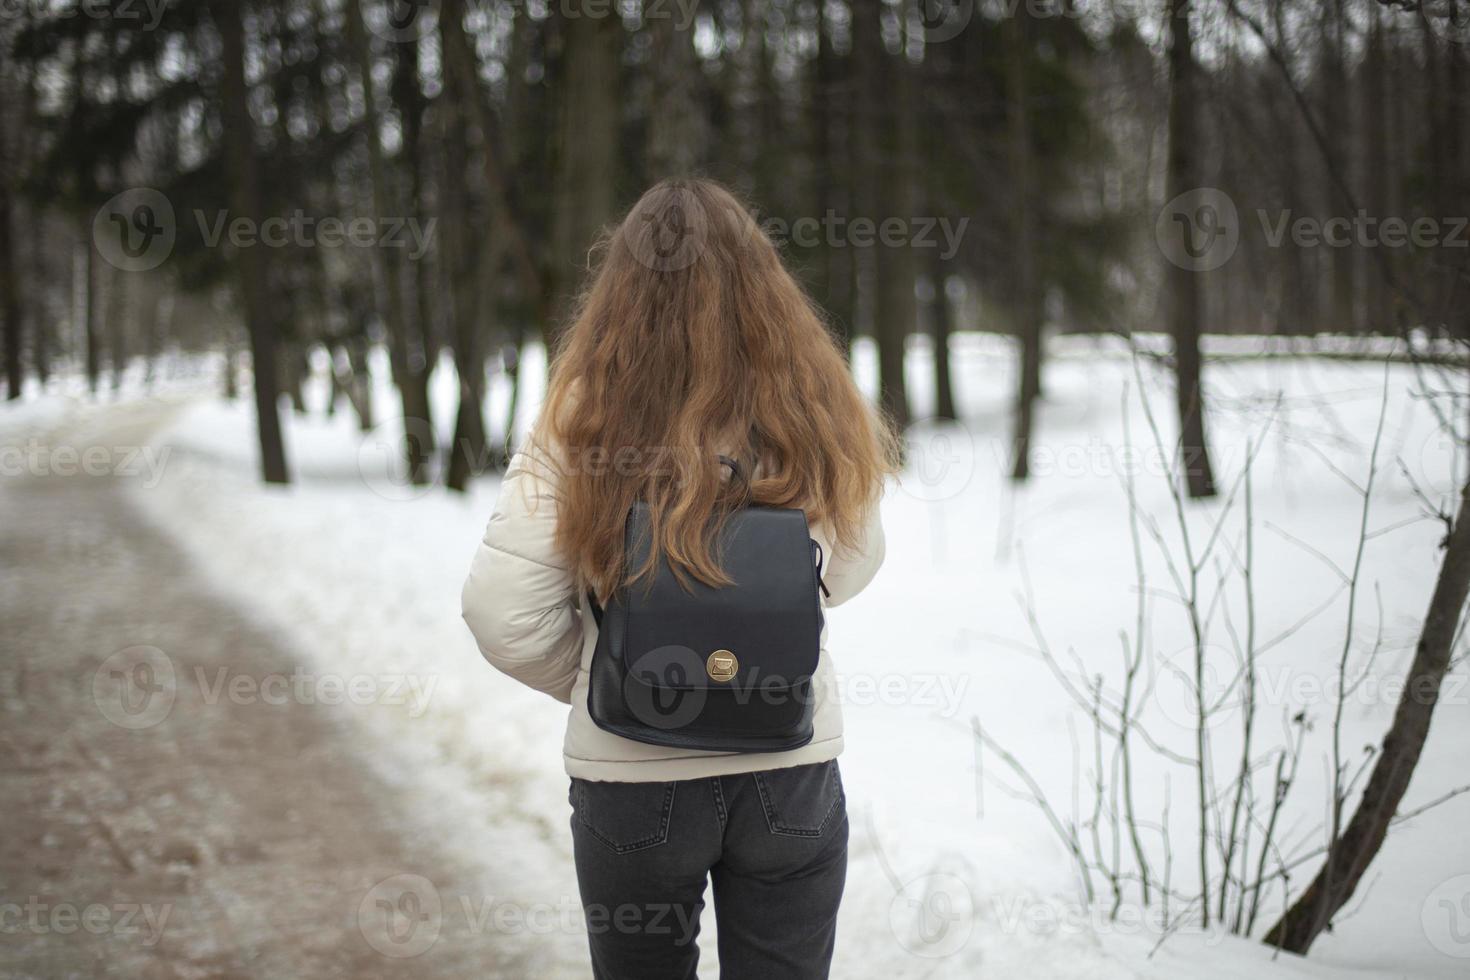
461, 178, 895, 980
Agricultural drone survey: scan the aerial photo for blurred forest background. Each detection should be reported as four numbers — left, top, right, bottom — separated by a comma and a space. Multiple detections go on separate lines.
0, 0, 1467, 495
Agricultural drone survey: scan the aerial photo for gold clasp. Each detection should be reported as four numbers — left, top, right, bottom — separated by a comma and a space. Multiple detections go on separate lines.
706, 650, 738, 682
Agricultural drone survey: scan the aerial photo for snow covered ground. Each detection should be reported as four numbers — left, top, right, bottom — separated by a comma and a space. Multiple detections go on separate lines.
78, 335, 1470, 978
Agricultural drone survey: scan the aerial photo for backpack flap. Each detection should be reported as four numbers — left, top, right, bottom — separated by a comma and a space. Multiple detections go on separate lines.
619, 502, 823, 692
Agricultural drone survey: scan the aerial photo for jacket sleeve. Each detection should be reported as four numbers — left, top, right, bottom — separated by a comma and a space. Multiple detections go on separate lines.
461, 447, 584, 704
815, 499, 887, 608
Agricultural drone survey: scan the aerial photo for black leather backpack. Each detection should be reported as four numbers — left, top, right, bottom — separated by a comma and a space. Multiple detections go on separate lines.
586, 458, 829, 753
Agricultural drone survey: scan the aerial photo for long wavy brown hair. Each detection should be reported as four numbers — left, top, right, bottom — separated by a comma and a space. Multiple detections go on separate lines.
533, 178, 898, 599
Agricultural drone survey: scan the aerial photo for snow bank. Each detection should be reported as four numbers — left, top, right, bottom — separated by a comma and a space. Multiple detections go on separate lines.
122, 342, 1469, 978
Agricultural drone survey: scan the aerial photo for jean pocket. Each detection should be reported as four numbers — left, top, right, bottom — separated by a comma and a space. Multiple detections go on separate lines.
752, 760, 845, 838
570, 778, 678, 854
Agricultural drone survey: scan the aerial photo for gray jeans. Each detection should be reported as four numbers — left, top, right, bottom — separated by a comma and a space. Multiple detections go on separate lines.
568, 759, 848, 980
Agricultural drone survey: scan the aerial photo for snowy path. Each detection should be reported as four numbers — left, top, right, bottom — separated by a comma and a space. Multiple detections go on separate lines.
0, 401, 533, 978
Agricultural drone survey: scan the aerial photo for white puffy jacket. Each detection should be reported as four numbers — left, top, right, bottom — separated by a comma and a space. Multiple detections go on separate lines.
460, 445, 886, 782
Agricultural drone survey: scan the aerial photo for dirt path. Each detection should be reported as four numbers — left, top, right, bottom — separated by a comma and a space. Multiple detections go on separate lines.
0, 400, 534, 979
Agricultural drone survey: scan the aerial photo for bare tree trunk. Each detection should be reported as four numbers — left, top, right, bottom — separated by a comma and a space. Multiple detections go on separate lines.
8, 50, 42, 394
1006, 10, 1041, 481
877, 12, 914, 430
347, 0, 433, 483
107, 263, 128, 391
924, 36, 958, 421
223, 335, 238, 400
852, 0, 911, 428
850, 0, 880, 379
813, 6, 854, 352
1362, 6, 1390, 333
1267, 12, 1310, 335
400, 32, 440, 466
29, 215, 49, 387
82, 237, 101, 396
1323, 0, 1355, 333
1266, 479, 1470, 952
218, 0, 290, 484
545, 6, 621, 344
0, 74, 22, 400
347, 338, 374, 431
0, 164, 20, 400
930, 249, 957, 422
443, 227, 490, 493
1440, 23, 1468, 338
391, 4, 438, 470
1165, 0, 1216, 498
446, 368, 488, 491
440, 0, 489, 492
326, 352, 341, 418
280, 343, 308, 415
